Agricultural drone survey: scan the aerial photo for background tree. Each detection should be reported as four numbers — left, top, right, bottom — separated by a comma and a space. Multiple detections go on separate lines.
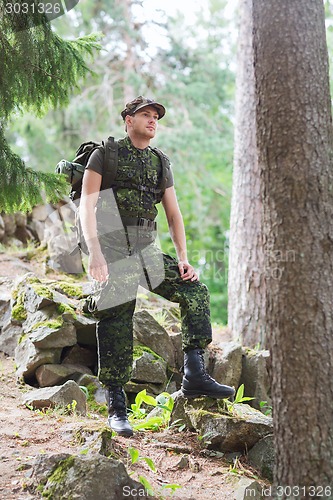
254, 0, 333, 492
228, 0, 265, 347
0, 3, 100, 211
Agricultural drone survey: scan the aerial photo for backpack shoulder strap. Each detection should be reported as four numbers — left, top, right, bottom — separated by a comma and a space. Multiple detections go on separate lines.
100, 136, 118, 191
150, 146, 171, 197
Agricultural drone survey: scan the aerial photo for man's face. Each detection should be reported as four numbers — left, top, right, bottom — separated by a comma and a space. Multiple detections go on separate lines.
126, 106, 159, 140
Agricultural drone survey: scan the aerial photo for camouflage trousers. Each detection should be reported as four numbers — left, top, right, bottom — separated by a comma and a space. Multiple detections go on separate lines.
87, 239, 212, 387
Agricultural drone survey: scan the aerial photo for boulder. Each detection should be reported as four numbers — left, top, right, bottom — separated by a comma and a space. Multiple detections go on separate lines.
31, 453, 148, 499
132, 348, 167, 385
22, 380, 87, 415
28, 321, 77, 349
15, 337, 62, 380
2, 213, 16, 236
239, 348, 271, 410
15, 212, 28, 227
247, 434, 275, 481
234, 477, 263, 499
210, 341, 243, 388
35, 363, 93, 387
170, 393, 273, 453
31, 204, 52, 222
133, 310, 176, 367
0, 319, 23, 357
62, 344, 97, 368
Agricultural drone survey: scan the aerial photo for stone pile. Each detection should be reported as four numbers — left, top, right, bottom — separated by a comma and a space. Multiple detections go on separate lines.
0, 201, 83, 274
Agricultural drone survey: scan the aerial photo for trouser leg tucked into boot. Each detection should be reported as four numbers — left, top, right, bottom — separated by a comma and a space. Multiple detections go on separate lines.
106, 386, 133, 437
181, 348, 235, 399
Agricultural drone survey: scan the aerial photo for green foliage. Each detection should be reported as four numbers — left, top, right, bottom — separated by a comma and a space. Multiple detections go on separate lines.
0, 6, 101, 212
129, 390, 174, 431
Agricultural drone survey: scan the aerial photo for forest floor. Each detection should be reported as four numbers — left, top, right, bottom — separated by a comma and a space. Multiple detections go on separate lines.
0, 249, 266, 500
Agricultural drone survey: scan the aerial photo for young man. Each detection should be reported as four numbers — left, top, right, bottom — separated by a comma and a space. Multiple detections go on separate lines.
80, 96, 234, 437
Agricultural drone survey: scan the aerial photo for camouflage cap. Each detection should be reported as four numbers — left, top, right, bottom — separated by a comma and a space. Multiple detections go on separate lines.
121, 96, 166, 120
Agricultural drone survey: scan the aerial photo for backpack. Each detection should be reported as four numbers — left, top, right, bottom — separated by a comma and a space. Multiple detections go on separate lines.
56, 136, 170, 254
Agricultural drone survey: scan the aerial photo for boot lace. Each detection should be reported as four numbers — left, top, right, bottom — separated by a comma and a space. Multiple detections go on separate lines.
109, 387, 127, 418
197, 349, 216, 382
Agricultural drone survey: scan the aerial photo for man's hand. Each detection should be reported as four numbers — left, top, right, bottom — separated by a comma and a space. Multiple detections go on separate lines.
178, 261, 198, 282
88, 249, 109, 283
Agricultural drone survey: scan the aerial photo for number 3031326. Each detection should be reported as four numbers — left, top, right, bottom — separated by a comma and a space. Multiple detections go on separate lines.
5, 3, 62, 15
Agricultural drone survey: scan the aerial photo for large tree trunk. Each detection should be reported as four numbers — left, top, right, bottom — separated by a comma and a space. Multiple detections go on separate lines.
228, 0, 266, 347
253, 0, 333, 493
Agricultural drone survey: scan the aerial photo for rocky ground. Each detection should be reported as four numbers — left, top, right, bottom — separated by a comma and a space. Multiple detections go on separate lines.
0, 249, 267, 500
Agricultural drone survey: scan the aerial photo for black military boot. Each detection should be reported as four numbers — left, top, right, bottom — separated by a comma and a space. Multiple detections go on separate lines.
181, 348, 235, 399
106, 386, 133, 437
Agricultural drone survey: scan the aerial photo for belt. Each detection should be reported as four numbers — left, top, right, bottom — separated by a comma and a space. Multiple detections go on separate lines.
121, 217, 157, 231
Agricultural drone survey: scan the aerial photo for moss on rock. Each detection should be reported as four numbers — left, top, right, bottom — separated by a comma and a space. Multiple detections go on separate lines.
133, 344, 162, 361
11, 291, 27, 322
39, 455, 76, 499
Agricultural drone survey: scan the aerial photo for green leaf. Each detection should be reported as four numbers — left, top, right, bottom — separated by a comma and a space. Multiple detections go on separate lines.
128, 447, 140, 464
141, 393, 157, 407
142, 457, 157, 472
138, 475, 154, 494
234, 384, 244, 404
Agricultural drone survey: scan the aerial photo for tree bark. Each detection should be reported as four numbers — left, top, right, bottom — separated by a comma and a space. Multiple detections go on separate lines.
253, 0, 333, 494
228, 0, 266, 347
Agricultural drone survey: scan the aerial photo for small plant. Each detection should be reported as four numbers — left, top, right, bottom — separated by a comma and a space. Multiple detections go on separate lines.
259, 400, 273, 416
129, 390, 174, 431
224, 384, 255, 415
197, 431, 214, 446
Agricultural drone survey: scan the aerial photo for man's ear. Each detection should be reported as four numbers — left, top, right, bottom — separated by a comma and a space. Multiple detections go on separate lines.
125, 115, 132, 130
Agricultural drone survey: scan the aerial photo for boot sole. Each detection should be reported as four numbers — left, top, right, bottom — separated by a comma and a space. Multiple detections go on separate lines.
181, 388, 234, 399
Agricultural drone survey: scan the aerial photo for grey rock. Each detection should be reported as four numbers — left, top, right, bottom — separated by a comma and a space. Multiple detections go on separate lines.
248, 434, 275, 481
168, 331, 183, 370
133, 310, 176, 367
22, 307, 56, 333
35, 363, 93, 387
0, 214, 5, 240
2, 213, 16, 235
171, 394, 273, 453
32, 453, 148, 499
24, 285, 54, 314
62, 344, 96, 368
15, 212, 28, 227
189, 402, 273, 452
0, 319, 23, 356
15, 338, 62, 380
47, 232, 83, 274
210, 341, 243, 388
125, 380, 166, 396
239, 348, 271, 411
74, 427, 113, 456
132, 349, 167, 385
28, 322, 77, 349
31, 204, 52, 222
28, 219, 45, 243
234, 477, 263, 499
22, 380, 87, 416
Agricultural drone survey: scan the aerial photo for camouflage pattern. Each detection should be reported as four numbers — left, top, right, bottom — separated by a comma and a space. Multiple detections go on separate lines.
88, 249, 212, 387
110, 136, 164, 220
86, 137, 212, 387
